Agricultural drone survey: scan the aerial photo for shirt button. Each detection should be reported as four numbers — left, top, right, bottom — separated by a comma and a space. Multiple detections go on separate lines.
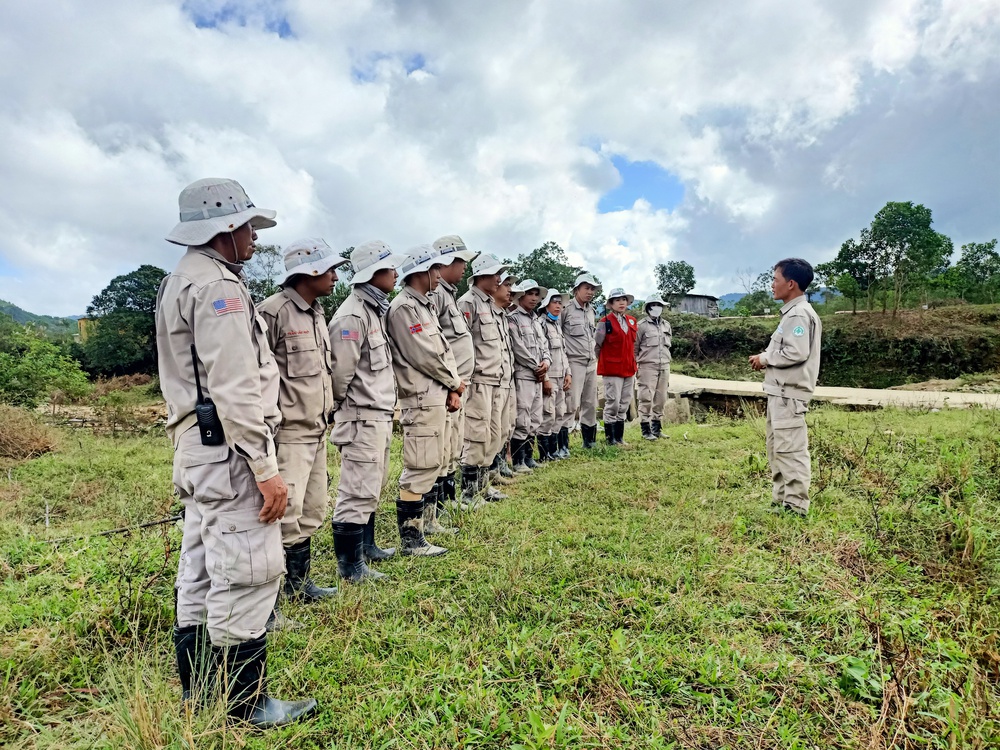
229, 524, 237, 531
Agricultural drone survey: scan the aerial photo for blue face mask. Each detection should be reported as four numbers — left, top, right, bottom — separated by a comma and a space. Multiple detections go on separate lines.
546, 312, 559, 321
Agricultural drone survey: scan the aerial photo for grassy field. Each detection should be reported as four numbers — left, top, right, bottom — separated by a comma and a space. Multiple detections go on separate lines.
1, 405, 999, 749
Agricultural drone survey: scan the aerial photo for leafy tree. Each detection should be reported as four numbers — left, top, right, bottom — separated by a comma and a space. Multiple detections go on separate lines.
243, 244, 283, 304
0, 315, 90, 407
505, 241, 585, 295
84, 265, 167, 376
655, 260, 696, 309
732, 271, 775, 316
953, 240, 1000, 303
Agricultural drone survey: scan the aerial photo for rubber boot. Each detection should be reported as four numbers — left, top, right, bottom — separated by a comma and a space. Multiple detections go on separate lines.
216, 636, 318, 729
604, 421, 615, 445
362, 512, 396, 563
549, 433, 565, 460
480, 466, 508, 501
510, 438, 533, 474
175, 623, 210, 708
557, 427, 571, 458
652, 420, 663, 439
582, 424, 597, 449
640, 422, 655, 441
524, 436, 540, 469
333, 521, 388, 582
537, 433, 553, 463
265, 608, 301, 633
615, 421, 629, 447
396, 499, 448, 557
460, 465, 480, 504
488, 453, 514, 485
283, 538, 337, 602
497, 446, 516, 478
423, 480, 458, 534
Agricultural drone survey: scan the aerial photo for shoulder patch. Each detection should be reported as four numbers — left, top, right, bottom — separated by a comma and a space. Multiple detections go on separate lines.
213, 298, 245, 316
409, 323, 423, 334
793, 325, 805, 337
341, 329, 360, 341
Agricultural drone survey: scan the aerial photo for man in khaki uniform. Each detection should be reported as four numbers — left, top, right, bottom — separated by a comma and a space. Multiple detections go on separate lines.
257, 238, 346, 602
562, 273, 601, 449
157, 178, 315, 728
429, 235, 481, 517
509, 279, 551, 469
490, 272, 520, 479
634, 292, 672, 441
328, 241, 406, 581
386, 245, 464, 556
537, 290, 571, 460
457, 252, 511, 504
749, 258, 822, 517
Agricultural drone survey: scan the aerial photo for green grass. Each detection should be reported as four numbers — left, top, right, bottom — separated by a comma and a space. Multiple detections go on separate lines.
2, 407, 999, 748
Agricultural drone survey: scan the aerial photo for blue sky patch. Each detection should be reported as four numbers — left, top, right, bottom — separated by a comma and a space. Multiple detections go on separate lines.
353, 52, 427, 82
597, 156, 685, 213
185, 2, 293, 39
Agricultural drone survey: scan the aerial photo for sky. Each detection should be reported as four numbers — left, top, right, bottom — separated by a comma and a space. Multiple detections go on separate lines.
1, 0, 998, 316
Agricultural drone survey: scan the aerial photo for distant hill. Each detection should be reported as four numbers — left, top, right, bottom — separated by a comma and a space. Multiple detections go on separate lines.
718, 292, 744, 309
0, 299, 79, 335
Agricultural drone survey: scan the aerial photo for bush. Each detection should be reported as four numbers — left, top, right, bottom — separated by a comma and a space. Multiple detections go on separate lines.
0, 326, 91, 408
0, 404, 58, 460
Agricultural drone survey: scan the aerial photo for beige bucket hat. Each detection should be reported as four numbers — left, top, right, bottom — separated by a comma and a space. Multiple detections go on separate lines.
433, 235, 479, 263
470, 253, 509, 279
606, 287, 635, 306
537, 289, 564, 310
571, 272, 602, 293
399, 244, 445, 280
513, 278, 548, 300
278, 238, 349, 286
350, 240, 406, 285
166, 178, 276, 246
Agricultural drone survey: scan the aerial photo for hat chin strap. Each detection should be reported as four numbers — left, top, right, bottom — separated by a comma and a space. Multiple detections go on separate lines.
229, 232, 245, 266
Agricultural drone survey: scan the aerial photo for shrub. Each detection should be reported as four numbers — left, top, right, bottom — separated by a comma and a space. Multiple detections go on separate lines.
0, 404, 58, 460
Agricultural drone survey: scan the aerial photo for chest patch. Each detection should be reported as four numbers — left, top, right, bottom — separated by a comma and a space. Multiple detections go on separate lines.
409, 324, 423, 334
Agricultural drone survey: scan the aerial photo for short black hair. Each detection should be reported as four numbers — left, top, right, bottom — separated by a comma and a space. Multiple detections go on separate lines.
774, 258, 814, 291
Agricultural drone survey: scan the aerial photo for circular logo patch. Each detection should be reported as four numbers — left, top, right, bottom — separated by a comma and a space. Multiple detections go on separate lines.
793, 325, 805, 337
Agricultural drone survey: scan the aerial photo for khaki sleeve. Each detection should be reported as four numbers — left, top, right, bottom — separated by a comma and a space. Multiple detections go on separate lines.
386, 303, 461, 391
328, 313, 366, 404
192, 281, 276, 479
509, 315, 539, 370
760, 314, 812, 368
540, 321, 552, 365
258, 306, 282, 356
594, 317, 608, 357
634, 324, 644, 358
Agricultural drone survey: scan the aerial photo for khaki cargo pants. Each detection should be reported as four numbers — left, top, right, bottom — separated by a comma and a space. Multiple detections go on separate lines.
173, 426, 283, 647
602, 375, 634, 423
566, 360, 598, 428
636, 364, 670, 422
462, 381, 504, 468
330, 418, 393, 525
513, 378, 542, 440
399, 406, 447, 499
540, 378, 567, 435
500, 383, 516, 447
766, 396, 811, 514
276, 439, 330, 547
443, 389, 467, 475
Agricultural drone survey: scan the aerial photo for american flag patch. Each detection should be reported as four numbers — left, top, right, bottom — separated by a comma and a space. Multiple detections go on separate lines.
213, 298, 244, 316
409, 323, 423, 334
463, 311, 471, 321
341, 329, 359, 341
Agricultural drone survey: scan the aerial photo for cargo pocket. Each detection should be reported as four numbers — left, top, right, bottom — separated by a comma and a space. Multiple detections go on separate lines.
402, 425, 440, 469
213, 509, 282, 586
179, 443, 235, 501
287, 340, 321, 377
772, 400, 808, 454
338, 423, 382, 498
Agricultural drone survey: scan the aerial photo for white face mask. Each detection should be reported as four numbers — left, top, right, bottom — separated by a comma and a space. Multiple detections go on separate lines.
648, 305, 663, 318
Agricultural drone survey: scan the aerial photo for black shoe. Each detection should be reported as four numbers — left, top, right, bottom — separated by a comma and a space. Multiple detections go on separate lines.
640, 422, 655, 441
582, 423, 597, 449
557, 427, 570, 458
175, 623, 210, 707
283, 538, 337, 602
524, 436, 540, 469
652, 420, 662, 438
216, 636, 318, 729
604, 421, 615, 445
333, 522, 388, 582
362, 512, 395, 563
396, 499, 448, 557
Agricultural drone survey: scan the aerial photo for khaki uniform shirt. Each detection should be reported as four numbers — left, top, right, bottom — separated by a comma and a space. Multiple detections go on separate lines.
458, 285, 506, 386
386, 285, 462, 408
761, 296, 822, 400
509, 306, 551, 381
495, 302, 514, 388
429, 280, 475, 382
256, 288, 334, 443
561, 298, 597, 364
635, 317, 672, 367
327, 286, 397, 422
156, 246, 281, 482
541, 315, 570, 379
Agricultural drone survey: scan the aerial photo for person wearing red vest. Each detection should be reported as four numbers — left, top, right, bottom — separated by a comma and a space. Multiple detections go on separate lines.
595, 288, 638, 446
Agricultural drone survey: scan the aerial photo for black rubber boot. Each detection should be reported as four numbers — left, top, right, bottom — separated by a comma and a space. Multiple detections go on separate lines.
524, 436, 539, 469
488, 452, 514, 484
582, 423, 597, 449
396, 500, 448, 557
615, 421, 629, 447
511, 438, 533, 473
497, 446, 516, 478
604, 421, 615, 445
175, 623, 210, 707
557, 427, 571, 458
283, 538, 337, 602
461, 465, 480, 504
480, 466, 508, 501
652, 420, 662, 438
216, 636, 318, 729
362, 512, 395, 563
423, 480, 458, 533
265, 608, 301, 633
640, 422, 655, 441
333, 522, 388, 582
537, 434, 553, 462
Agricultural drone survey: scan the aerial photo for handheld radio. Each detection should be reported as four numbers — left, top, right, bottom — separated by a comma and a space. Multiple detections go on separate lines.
191, 344, 225, 446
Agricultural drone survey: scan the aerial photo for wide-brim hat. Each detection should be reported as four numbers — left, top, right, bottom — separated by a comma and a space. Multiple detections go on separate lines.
166, 178, 276, 246
498, 271, 516, 286
513, 278, 548, 300
399, 244, 445, 281
645, 292, 666, 308
572, 272, 602, 293
470, 253, 509, 278
537, 289, 564, 310
433, 234, 478, 263
278, 238, 349, 286
606, 287, 634, 306
351, 240, 406, 285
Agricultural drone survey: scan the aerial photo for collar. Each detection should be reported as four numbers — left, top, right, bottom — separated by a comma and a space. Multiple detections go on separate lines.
470, 285, 491, 302
192, 245, 244, 278
403, 285, 431, 305
281, 286, 316, 313
570, 298, 590, 311
439, 279, 457, 294
780, 295, 808, 315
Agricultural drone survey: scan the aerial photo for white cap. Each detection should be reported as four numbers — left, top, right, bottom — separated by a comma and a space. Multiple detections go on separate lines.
572, 272, 602, 293
433, 235, 478, 263
498, 270, 516, 286
606, 287, 634, 306
278, 238, 349, 286
399, 244, 445, 280
350, 240, 406, 285
513, 278, 549, 301
538, 289, 564, 310
166, 178, 276, 246
645, 292, 666, 308
470, 253, 509, 278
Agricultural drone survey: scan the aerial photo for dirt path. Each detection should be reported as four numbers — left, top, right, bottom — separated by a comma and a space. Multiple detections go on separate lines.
669, 373, 1000, 410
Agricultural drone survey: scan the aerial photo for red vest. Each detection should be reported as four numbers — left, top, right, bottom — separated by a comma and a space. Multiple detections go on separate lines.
597, 313, 638, 377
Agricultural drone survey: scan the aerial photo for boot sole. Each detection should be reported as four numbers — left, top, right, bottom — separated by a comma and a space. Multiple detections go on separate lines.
400, 546, 448, 557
